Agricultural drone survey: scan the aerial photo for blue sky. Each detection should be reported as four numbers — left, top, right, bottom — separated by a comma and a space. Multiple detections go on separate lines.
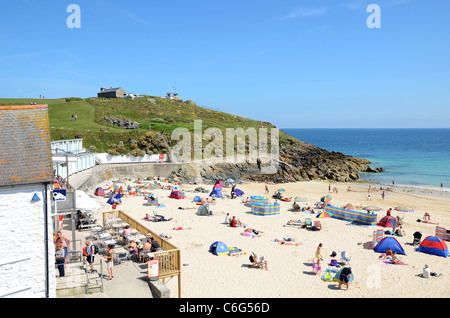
0, 0, 449, 128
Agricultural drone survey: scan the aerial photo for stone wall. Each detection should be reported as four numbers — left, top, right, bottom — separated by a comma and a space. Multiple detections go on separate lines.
74, 163, 186, 192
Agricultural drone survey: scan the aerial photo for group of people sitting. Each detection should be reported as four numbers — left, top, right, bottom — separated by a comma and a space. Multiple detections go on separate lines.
127, 235, 163, 262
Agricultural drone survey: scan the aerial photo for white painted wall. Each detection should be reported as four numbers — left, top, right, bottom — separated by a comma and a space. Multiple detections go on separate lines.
0, 184, 55, 298
95, 153, 168, 164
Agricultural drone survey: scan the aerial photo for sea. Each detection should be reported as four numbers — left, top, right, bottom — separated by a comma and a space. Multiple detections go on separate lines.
282, 128, 450, 193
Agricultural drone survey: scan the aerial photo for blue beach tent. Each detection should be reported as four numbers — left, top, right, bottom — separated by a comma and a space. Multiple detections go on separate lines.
374, 236, 405, 255
209, 241, 229, 256
193, 196, 202, 202
416, 236, 449, 258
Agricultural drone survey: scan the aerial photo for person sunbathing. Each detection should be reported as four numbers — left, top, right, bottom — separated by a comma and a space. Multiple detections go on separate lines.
244, 227, 263, 235
253, 253, 269, 270
391, 252, 407, 265
274, 237, 301, 245
241, 228, 262, 237
152, 215, 172, 222
287, 219, 304, 225
145, 214, 172, 222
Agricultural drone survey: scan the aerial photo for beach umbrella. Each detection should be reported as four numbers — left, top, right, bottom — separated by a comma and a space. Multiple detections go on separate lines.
316, 211, 333, 218
278, 188, 286, 192
321, 195, 332, 203
395, 205, 415, 212
363, 206, 383, 212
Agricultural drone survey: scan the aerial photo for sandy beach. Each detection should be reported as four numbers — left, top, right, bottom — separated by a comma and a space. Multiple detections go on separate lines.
91, 179, 450, 298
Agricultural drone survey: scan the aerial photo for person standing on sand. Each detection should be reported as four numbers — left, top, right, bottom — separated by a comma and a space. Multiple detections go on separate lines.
105, 244, 114, 280
315, 243, 323, 267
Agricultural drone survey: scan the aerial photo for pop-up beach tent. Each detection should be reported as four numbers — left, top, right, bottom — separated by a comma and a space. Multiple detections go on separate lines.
333, 267, 354, 283
169, 190, 184, 199
234, 189, 244, 197
377, 215, 397, 228
197, 203, 211, 216
374, 236, 406, 255
209, 241, 229, 256
416, 236, 449, 258
94, 187, 105, 196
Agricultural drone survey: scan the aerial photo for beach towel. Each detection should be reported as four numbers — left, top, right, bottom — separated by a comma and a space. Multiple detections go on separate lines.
172, 227, 191, 231
228, 247, 245, 256
380, 259, 406, 266
272, 238, 301, 245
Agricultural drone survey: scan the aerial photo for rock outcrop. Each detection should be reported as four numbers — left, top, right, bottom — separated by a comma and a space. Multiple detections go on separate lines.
167, 138, 383, 184
104, 116, 140, 129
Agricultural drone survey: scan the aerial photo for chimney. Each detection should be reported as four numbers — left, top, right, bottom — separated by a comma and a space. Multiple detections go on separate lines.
100, 87, 106, 91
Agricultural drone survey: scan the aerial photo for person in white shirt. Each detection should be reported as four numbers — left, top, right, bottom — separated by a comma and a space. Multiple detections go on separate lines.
422, 264, 430, 278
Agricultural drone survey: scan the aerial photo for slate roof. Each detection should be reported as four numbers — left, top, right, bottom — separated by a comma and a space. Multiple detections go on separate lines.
98, 87, 122, 93
0, 105, 54, 186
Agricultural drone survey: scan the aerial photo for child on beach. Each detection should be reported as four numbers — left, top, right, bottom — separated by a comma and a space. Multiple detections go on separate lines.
315, 243, 323, 266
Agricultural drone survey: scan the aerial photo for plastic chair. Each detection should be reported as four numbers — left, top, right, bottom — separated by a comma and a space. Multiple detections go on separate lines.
341, 251, 351, 265
305, 218, 312, 229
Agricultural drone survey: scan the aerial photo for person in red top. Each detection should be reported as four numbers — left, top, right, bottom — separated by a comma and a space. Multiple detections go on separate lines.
230, 216, 237, 228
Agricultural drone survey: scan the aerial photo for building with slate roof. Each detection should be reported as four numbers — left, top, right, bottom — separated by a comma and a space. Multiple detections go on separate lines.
0, 104, 56, 298
97, 86, 128, 98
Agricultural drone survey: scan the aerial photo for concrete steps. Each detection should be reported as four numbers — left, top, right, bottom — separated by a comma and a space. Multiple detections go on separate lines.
56, 262, 103, 297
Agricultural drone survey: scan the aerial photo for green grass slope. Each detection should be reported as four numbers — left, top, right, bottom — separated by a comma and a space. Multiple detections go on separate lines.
0, 96, 294, 155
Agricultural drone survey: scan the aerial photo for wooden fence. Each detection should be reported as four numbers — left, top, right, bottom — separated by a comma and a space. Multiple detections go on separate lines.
102, 210, 181, 297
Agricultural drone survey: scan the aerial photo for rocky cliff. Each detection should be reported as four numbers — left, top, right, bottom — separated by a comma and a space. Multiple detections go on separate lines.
167, 135, 383, 184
